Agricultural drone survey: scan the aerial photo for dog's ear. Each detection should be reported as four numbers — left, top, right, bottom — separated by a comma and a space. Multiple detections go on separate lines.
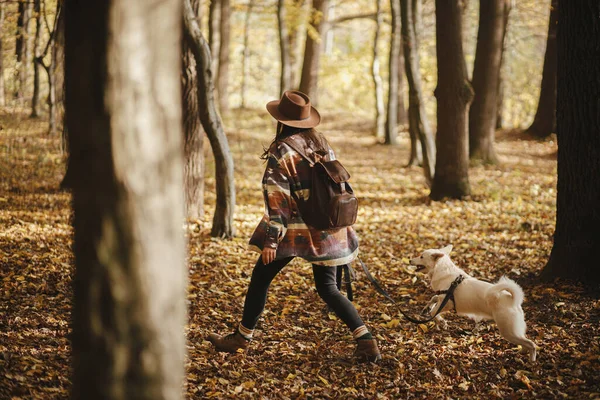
432, 252, 445, 262
440, 245, 453, 255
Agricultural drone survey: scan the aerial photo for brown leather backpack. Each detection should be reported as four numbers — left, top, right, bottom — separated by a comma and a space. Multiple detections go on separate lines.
281, 132, 358, 230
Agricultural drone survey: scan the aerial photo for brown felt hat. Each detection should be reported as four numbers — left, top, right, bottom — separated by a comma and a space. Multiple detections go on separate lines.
266, 90, 321, 128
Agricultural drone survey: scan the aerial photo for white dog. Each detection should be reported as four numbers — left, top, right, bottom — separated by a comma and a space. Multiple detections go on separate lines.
410, 245, 537, 362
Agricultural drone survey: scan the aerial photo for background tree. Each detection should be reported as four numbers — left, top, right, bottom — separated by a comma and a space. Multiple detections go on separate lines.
217, 0, 231, 112
30, 0, 42, 118
495, 0, 511, 129
371, 0, 384, 140
64, 0, 187, 397
278, 0, 292, 95
0, 3, 6, 106
541, 0, 600, 283
430, 0, 473, 200
208, 0, 220, 74
526, 0, 557, 139
468, 0, 507, 164
402, 0, 435, 184
182, 0, 205, 221
384, 0, 401, 145
15, 1, 33, 103
184, 0, 236, 238
299, 0, 329, 104
240, 0, 255, 108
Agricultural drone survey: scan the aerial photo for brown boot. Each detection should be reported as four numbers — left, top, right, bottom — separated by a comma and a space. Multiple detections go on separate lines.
354, 339, 382, 363
208, 331, 250, 353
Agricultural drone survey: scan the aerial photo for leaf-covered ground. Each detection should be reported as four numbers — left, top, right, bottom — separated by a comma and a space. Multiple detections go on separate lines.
1, 109, 599, 399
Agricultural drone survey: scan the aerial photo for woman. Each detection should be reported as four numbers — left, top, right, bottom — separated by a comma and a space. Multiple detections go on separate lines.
208, 90, 381, 363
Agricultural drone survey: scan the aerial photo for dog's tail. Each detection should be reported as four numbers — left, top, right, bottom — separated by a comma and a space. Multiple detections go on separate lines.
488, 276, 524, 306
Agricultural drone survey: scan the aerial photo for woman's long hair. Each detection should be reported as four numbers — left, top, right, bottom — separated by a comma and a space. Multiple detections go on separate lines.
261, 122, 313, 160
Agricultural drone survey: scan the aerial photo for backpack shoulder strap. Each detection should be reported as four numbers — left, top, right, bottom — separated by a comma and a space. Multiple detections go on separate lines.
281, 134, 316, 165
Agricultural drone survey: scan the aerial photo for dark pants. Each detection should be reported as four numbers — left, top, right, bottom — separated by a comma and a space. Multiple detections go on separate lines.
241, 256, 365, 332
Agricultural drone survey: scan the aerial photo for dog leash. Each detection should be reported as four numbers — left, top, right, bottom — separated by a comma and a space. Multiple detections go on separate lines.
357, 257, 465, 324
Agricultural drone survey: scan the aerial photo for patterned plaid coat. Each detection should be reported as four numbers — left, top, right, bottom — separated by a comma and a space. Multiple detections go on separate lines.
249, 132, 359, 266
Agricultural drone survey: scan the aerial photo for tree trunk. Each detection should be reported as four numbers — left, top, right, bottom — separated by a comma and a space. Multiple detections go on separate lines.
495, 0, 511, 130
240, 0, 254, 108
53, 1, 65, 138
30, 0, 42, 118
526, 0, 557, 139
65, 0, 187, 398
430, 0, 473, 200
372, 0, 384, 141
183, 0, 236, 239
397, 40, 407, 128
468, 0, 506, 164
15, 1, 33, 103
384, 0, 401, 146
182, 0, 205, 221
217, 0, 230, 113
288, 0, 306, 90
541, 0, 600, 284
299, 0, 329, 105
278, 0, 292, 95
402, 0, 435, 184
0, 4, 5, 107
208, 0, 220, 74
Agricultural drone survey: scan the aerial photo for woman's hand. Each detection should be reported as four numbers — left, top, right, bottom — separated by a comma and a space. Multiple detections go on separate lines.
262, 247, 276, 265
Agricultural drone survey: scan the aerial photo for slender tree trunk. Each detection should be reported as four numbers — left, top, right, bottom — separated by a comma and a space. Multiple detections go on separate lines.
541, 0, 600, 283
288, 0, 305, 90
240, 0, 254, 108
299, 0, 329, 105
208, 0, 220, 74
430, 0, 473, 200
372, 0, 384, 141
469, 0, 506, 164
30, 0, 42, 118
526, 0, 557, 139
0, 4, 5, 107
397, 41, 407, 127
65, 0, 187, 398
16, 2, 33, 103
53, 1, 65, 139
278, 0, 292, 95
182, 0, 205, 221
183, 0, 236, 239
495, 0, 511, 130
384, 0, 401, 145
402, 0, 435, 184
217, 0, 230, 113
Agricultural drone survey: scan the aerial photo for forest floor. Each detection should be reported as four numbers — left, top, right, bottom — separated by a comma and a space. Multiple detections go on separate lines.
1, 108, 599, 399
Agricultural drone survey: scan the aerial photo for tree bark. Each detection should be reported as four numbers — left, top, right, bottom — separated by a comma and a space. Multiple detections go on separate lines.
495, 0, 511, 130
15, 1, 33, 102
402, 0, 435, 184
182, 0, 205, 221
541, 0, 600, 284
526, 0, 557, 139
208, 0, 220, 74
396, 40, 407, 128
65, 0, 187, 398
372, 0, 385, 141
30, 0, 42, 118
299, 0, 329, 105
468, 0, 506, 164
288, 0, 306, 90
430, 0, 473, 200
240, 0, 254, 108
217, 0, 230, 113
0, 4, 5, 107
278, 0, 292, 95
384, 0, 401, 146
53, 0, 65, 139
183, 0, 236, 239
